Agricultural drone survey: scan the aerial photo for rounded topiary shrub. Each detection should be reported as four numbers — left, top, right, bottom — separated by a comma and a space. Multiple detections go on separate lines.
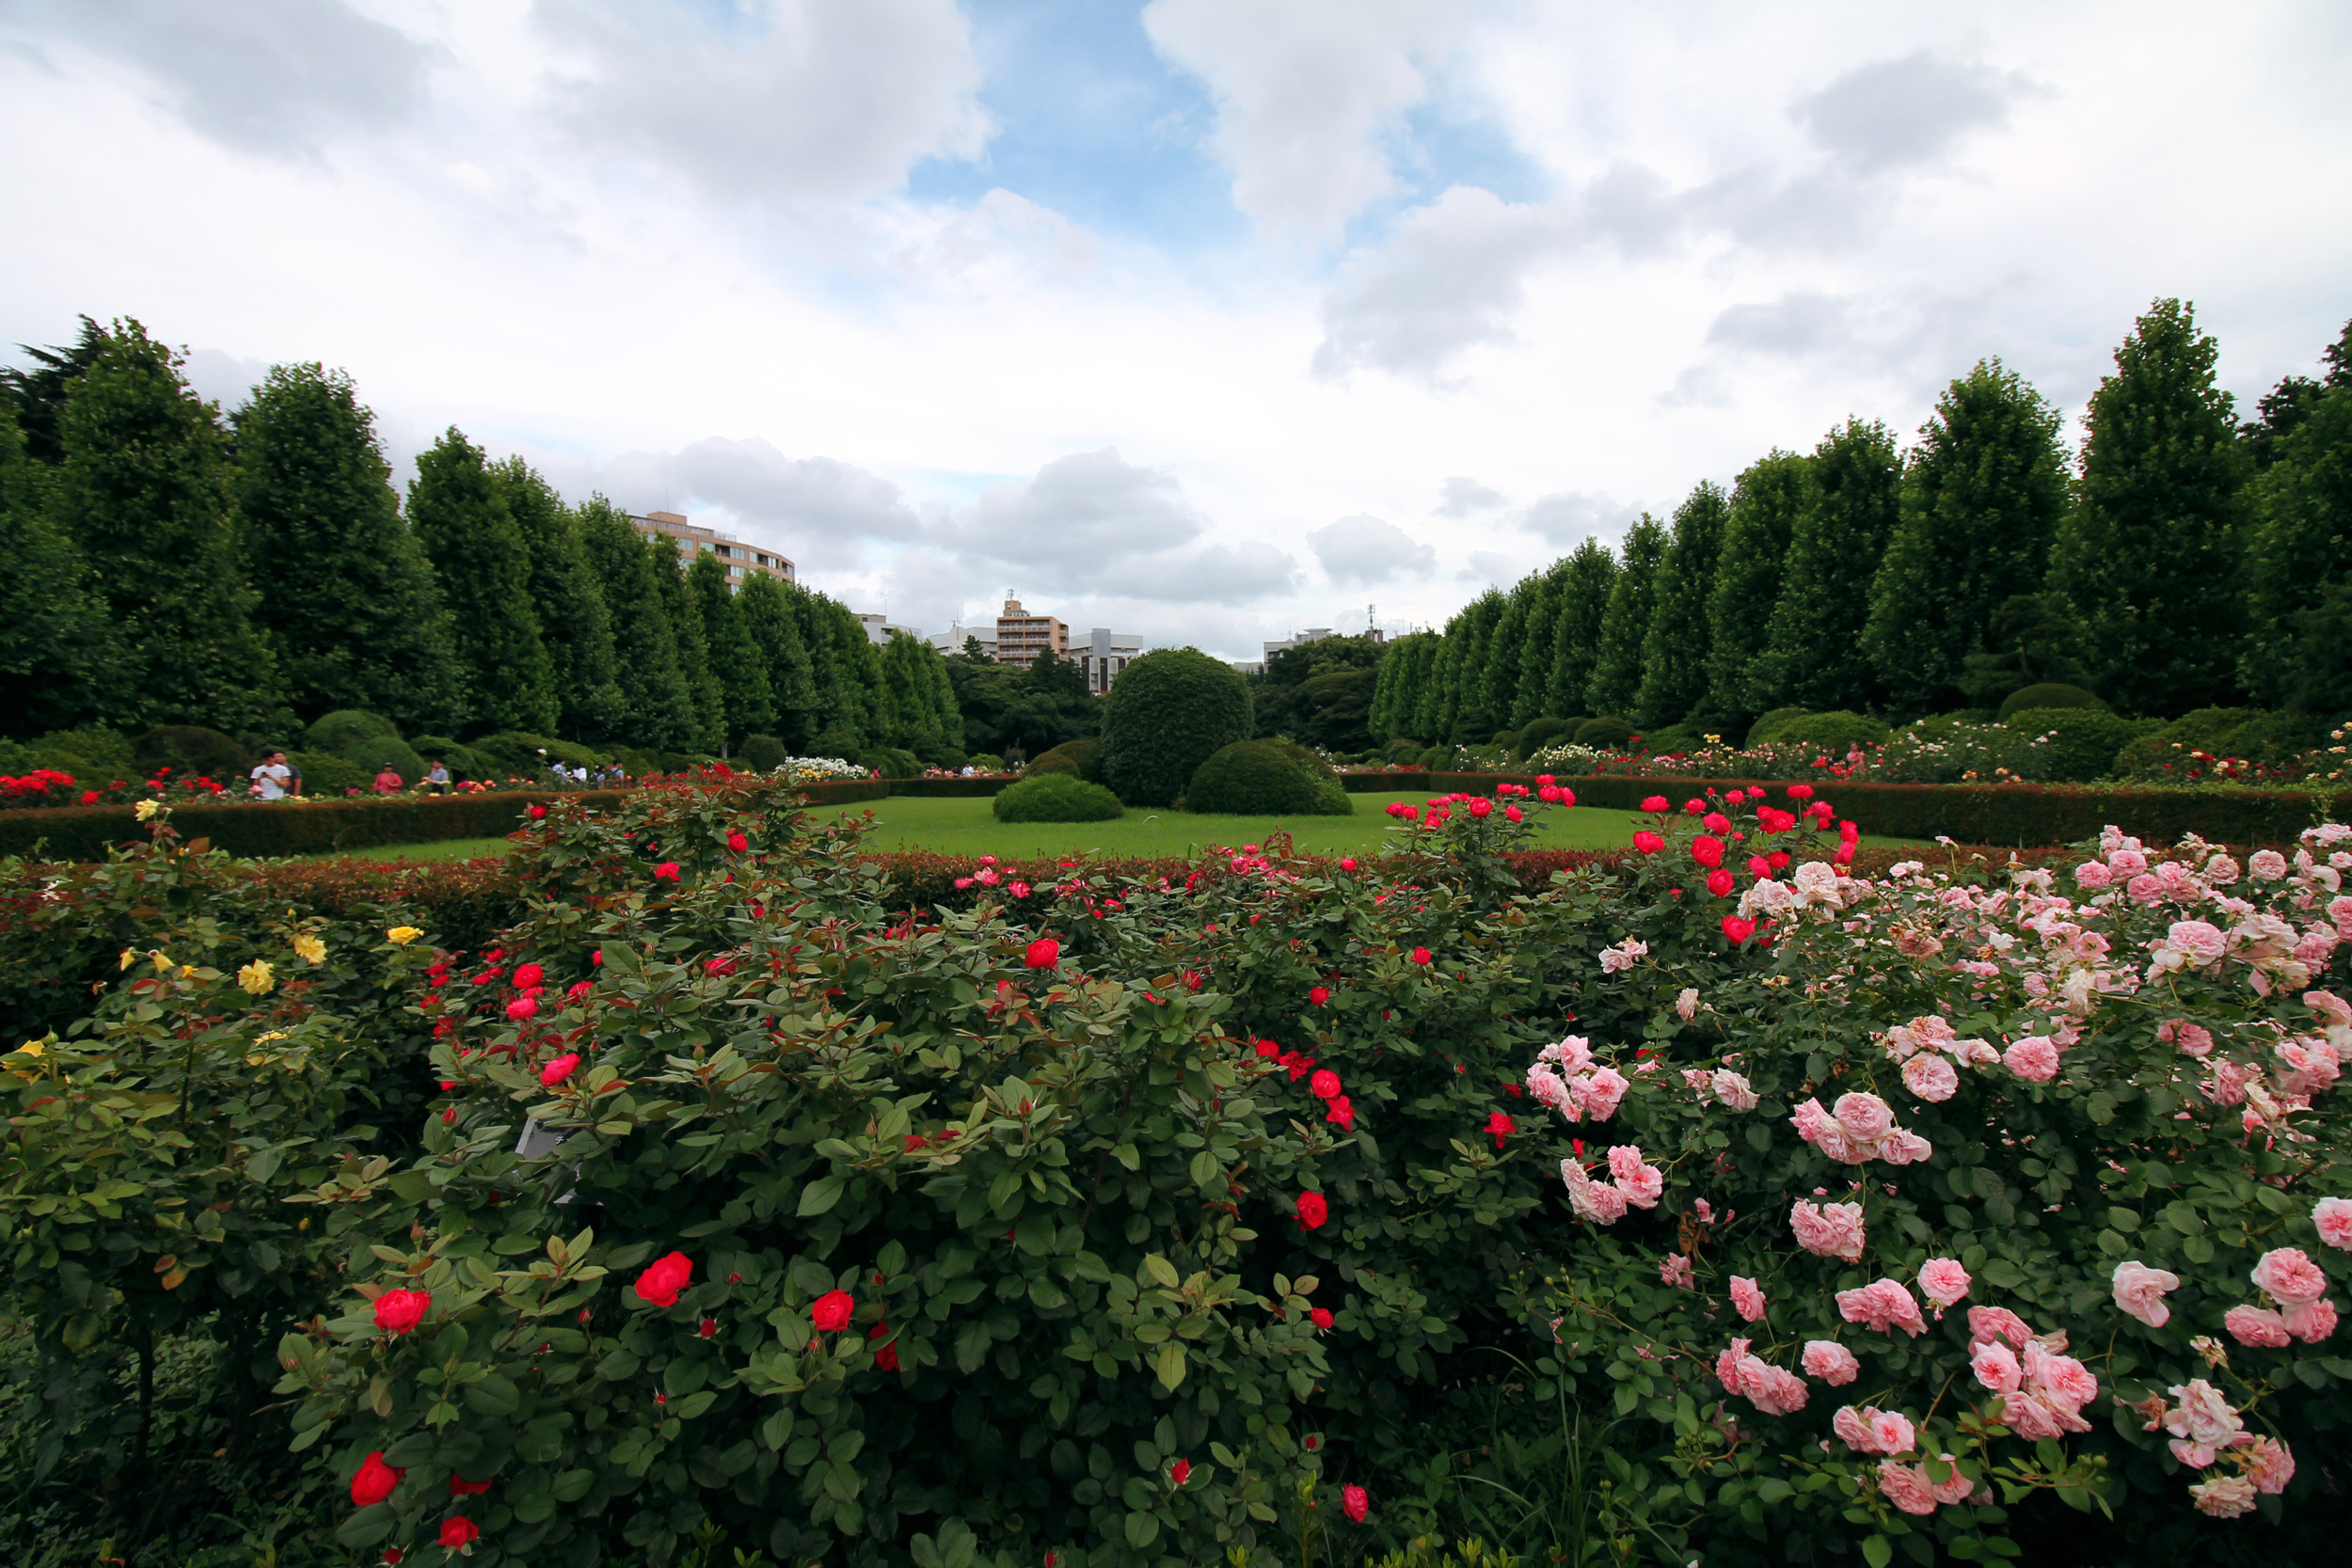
855, 746, 922, 779
1743, 706, 1809, 747
1381, 736, 1423, 762
740, 734, 788, 772
1024, 737, 1103, 782
1770, 710, 1887, 752
964, 752, 1007, 773
991, 772, 1124, 822
1415, 744, 1454, 770
135, 724, 250, 782
2002, 708, 2156, 783
1574, 715, 1637, 749
287, 750, 369, 795
342, 736, 427, 785
1099, 647, 1251, 807
1185, 740, 1352, 816
1995, 683, 2104, 721
1513, 716, 1572, 760
303, 708, 400, 756
409, 736, 483, 780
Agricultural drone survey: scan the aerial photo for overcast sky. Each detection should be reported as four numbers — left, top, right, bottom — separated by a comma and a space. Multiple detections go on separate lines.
4, 1, 2347, 658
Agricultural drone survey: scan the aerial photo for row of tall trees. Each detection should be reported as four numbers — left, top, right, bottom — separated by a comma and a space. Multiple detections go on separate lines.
1369, 301, 2352, 744
0, 318, 963, 759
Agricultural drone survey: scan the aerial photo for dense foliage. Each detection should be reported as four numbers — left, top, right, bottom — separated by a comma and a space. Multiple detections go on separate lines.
993, 772, 1125, 822
1101, 649, 1253, 809
1185, 741, 1352, 816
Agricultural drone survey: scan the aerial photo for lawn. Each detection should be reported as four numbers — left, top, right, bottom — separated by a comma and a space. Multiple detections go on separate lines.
317, 793, 1935, 863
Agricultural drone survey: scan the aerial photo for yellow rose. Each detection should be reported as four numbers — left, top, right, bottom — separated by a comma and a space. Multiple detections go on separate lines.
387, 927, 422, 946
13, 1039, 43, 1058
291, 934, 326, 965
134, 799, 160, 822
237, 960, 276, 996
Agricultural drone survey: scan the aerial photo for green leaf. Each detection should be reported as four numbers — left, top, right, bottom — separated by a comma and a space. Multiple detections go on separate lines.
1862, 1533, 1894, 1568
1143, 1254, 1179, 1289
1154, 1341, 1187, 1390
797, 1175, 847, 1216
1123, 1512, 1160, 1549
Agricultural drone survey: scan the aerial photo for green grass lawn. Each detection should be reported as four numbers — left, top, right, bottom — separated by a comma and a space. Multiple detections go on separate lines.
319, 793, 1934, 863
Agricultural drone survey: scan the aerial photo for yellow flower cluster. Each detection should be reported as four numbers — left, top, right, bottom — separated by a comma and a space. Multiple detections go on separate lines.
134, 799, 160, 822
237, 959, 276, 996
291, 933, 327, 965
387, 927, 422, 946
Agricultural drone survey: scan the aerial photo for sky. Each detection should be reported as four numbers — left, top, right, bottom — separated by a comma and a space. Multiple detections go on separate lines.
2, 0, 2348, 660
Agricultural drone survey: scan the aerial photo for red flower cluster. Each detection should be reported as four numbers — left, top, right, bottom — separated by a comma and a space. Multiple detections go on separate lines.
1485, 1111, 1515, 1148
868, 1322, 900, 1370
633, 1251, 694, 1307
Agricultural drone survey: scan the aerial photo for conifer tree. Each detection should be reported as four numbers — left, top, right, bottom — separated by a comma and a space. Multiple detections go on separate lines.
1510, 558, 1573, 724
1439, 593, 1504, 741
2049, 299, 2249, 715
577, 497, 694, 750
1586, 515, 1665, 719
0, 403, 119, 736
0, 315, 108, 465
735, 572, 818, 748
1862, 361, 2069, 715
687, 553, 776, 747
52, 319, 280, 731
407, 428, 558, 735
1634, 483, 1728, 728
1705, 451, 1811, 721
1756, 420, 1901, 715
491, 457, 626, 741
789, 588, 881, 751
657, 546, 726, 752
1481, 582, 1534, 730
234, 364, 463, 732
2240, 381, 2352, 707
1544, 538, 1616, 717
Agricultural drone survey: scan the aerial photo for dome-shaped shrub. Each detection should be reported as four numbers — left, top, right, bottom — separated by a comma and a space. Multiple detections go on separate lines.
1184, 741, 1352, 816
1769, 710, 1888, 752
410, 736, 484, 780
1414, 744, 1454, 770
344, 736, 427, 785
1995, 683, 2104, 721
1025, 737, 1103, 782
2002, 708, 2154, 784
1743, 707, 1809, 747
1513, 716, 1573, 760
993, 773, 1124, 823
303, 709, 401, 757
1100, 648, 1251, 807
741, 734, 788, 772
134, 725, 250, 780
1574, 716, 1637, 749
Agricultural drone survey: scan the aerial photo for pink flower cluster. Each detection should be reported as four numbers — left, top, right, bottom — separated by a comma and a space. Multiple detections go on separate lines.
1879, 1014, 1999, 1102
1598, 937, 1647, 974
1966, 1307, 2098, 1438
1558, 1144, 1664, 1224
1789, 1092, 1931, 1165
2137, 1379, 2297, 1516
2224, 1246, 2338, 1346
2110, 1259, 2182, 1327
1715, 1338, 1807, 1416
1679, 1066, 1759, 1110
1836, 1277, 1928, 1337
1788, 1198, 1866, 1261
1525, 1037, 1629, 1123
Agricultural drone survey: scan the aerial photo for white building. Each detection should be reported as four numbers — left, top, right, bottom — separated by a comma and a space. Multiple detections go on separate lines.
1078, 627, 1142, 694
929, 624, 1000, 657
855, 612, 923, 646
1263, 627, 1335, 658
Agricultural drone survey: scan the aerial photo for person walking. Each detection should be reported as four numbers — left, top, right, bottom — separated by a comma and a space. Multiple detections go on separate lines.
425, 758, 451, 795
250, 750, 294, 800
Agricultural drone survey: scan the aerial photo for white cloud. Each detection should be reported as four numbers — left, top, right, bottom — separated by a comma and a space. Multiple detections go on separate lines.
1314, 184, 1567, 382
939, 449, 1203, 568
532, 0, 991, 205
1141, 0, 1480, 245
1520, 492, 1641, 546
1791, 51, 2040, 172
585, 436, 920, 571
1308, 514, 1435, 584
1436, 476, 1503, 515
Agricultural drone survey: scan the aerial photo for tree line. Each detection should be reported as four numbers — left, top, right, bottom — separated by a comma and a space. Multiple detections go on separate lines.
1369, 300, 2352, 748
0, 318, 965, 762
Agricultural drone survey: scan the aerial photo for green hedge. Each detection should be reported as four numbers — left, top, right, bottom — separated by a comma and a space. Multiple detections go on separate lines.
0, 780, 891, 862
1341, 770, 2349, 847
878, 776, 1016, 798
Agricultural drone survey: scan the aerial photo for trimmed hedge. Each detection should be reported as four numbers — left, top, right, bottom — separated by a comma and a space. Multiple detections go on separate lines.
1341, 769, 2350, 847
0, 779, 891, 862
878, 776, 1017, 798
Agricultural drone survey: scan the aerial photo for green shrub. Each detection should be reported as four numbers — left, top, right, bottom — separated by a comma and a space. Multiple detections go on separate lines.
1024, 738, 1103, 783
856, 746, 923, 779
1995, 682, 2104, 720
1415, 745, 1454, 770
2113, 707, 2331, 782
1184, 740, 1350, 816
1381, 736, 1424, 762
342, 736, 427, 786
741, 734, 788, 772
1100, 647, 1252, 806
135, 724, 250, 783
1487, 728, 1519, 751
2003, 708, 2158, 783
409, 735, 485, 780
303, 708, 401, 755
1768, 709, 1887, 753
1573, 716, 1636, 749
990, 771, 1124, 822
1511, 717, 1571, 760
467, 732, 612, 779
289, 751, 371, 795
1743, 706, 1808, 747
808, 725, 860, 761
965, 753, 1008, 773
1642, 723, 1705, 756
20, 725, 136, 779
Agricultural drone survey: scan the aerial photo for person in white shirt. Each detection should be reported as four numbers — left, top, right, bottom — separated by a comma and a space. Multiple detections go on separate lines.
250, 751, 294, 800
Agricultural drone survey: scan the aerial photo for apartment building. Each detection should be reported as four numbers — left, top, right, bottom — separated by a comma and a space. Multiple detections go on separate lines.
993, 598, 1068, 671
929, 624, 1000, 657
1077, 627, 1142, 694
855, 612, 925, 646
629, 511, 796, 586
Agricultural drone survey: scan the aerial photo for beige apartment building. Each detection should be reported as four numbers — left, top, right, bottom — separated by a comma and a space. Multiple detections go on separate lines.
993, 598, 1068, 670
629, 511, 796, 586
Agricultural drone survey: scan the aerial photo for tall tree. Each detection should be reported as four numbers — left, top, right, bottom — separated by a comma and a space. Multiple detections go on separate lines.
1756, 419, 1902, 714
577, 498, 694, 750
235, 364, 463, 732
2049, 299, 2249, 715
790, 588, 881, 752
0, 403, 119, 736
735, 571, 818, 748
2240, 381, 2352, 707
1368, 631, 1437, 742
1705, 451, 1811, 722
687, 553, 776, 747
657, 546, 726, 752
0, 314, 108, 465
52, 319, 279, 731
1510, 559, 1574, 724
1439, 592, 1504, 741
1862, 360, 2069, 714
2241, 319, 2352, 472
1481, 579, 1535, 730
1634, 482, 1729, 728
1586, 515, 1666, 719
491, 457, 626, 741
1543, 538, 1616, 717
407, 428, 558, 735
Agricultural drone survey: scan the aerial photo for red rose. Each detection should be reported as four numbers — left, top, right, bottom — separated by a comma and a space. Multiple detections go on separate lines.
1703, 813, 1731, 832
811, 1289, 854, 1332
1485, 1111, 1514, 1148
1295, 1192, 1328, 1228
868, 1322, 899, 1370
1787, 784, 1813, 800
1769, 850, 1791, 869
1254, 1039, 1280, 1058
1632, 831, 1664, 855
1690, 835, 1724, 867
373, 1288, 430, 1336
1325, 1095, 1354, 1129
654, 862, 680, 881
449, 1476, 492, 1497
506, 997, 537, 1022
633, 1251, 693, 1307
385, 1551, 405, 1565
727, 832, 748, 851
1408, 947, 1431, 965
351, 1451, 405, 1507
1168, 1458, 1192, 1487
592, 949, 603, 965
1721, 916, 1756, 944
527, 804, 547, 819
698, 1317, 718, 1338
1339, 856, 1358, 871
438, 1517, 480, 1552
706, 957, 736, 975
1310, 1307, 1334, 1330
1308, 986, 1330, 1006
1469, 799, 1493, 818
1310, 1069, 1343, 1100
566, 980, 591, 1002
1684, 798, 1705, 815
1343, 1484, 1369, 1523
1640, 796, 1668, 813
512, 963, 544, 989
1705, 869, 1734, 898
1025, 938, 1060, 969
1504, 804, 1522, 822
1747, 855, 1771, 876
539, 1053, 579, 1086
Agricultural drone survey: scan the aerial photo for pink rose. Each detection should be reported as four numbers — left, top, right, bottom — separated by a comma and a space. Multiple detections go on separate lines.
2165, 920, 2227, 965
1900, 1053, 1959, 1102
2110, 1260, 2182, 1327
2224, 1305, 2291, 1347
1875, 1460, 1939, 1515
2165, 1379, 2244, 1449
1967, 1306, 2035, 1350
1833, 1091, 1893, 1144
1744, 1362, 1808, 1416
1607, 1145, 1664, 1209
2280, 1298, 2338, 1342
2191, 1475, 2259, 1518
2250, 850, 2288, 880
2314, 1196, 2352, 1251
1730, 1275, 1767, 1323
1831, 1405, 1915, 1456
1971, 1340, 2022, 1395
2003, 1037, 2060, 1082
1579, 1066, 1629, 1119
1881, 1130, 1933, 1164
2252, 1247, 2328, 1306
1789, 1199, 1867, 1261
1917, 1259, 1971, 1309
1802, 1340, 1860, 1385
2074, 862, 2111, 889
1837, 1277, 1927, 1338
2236, 1433, 2296, 1495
